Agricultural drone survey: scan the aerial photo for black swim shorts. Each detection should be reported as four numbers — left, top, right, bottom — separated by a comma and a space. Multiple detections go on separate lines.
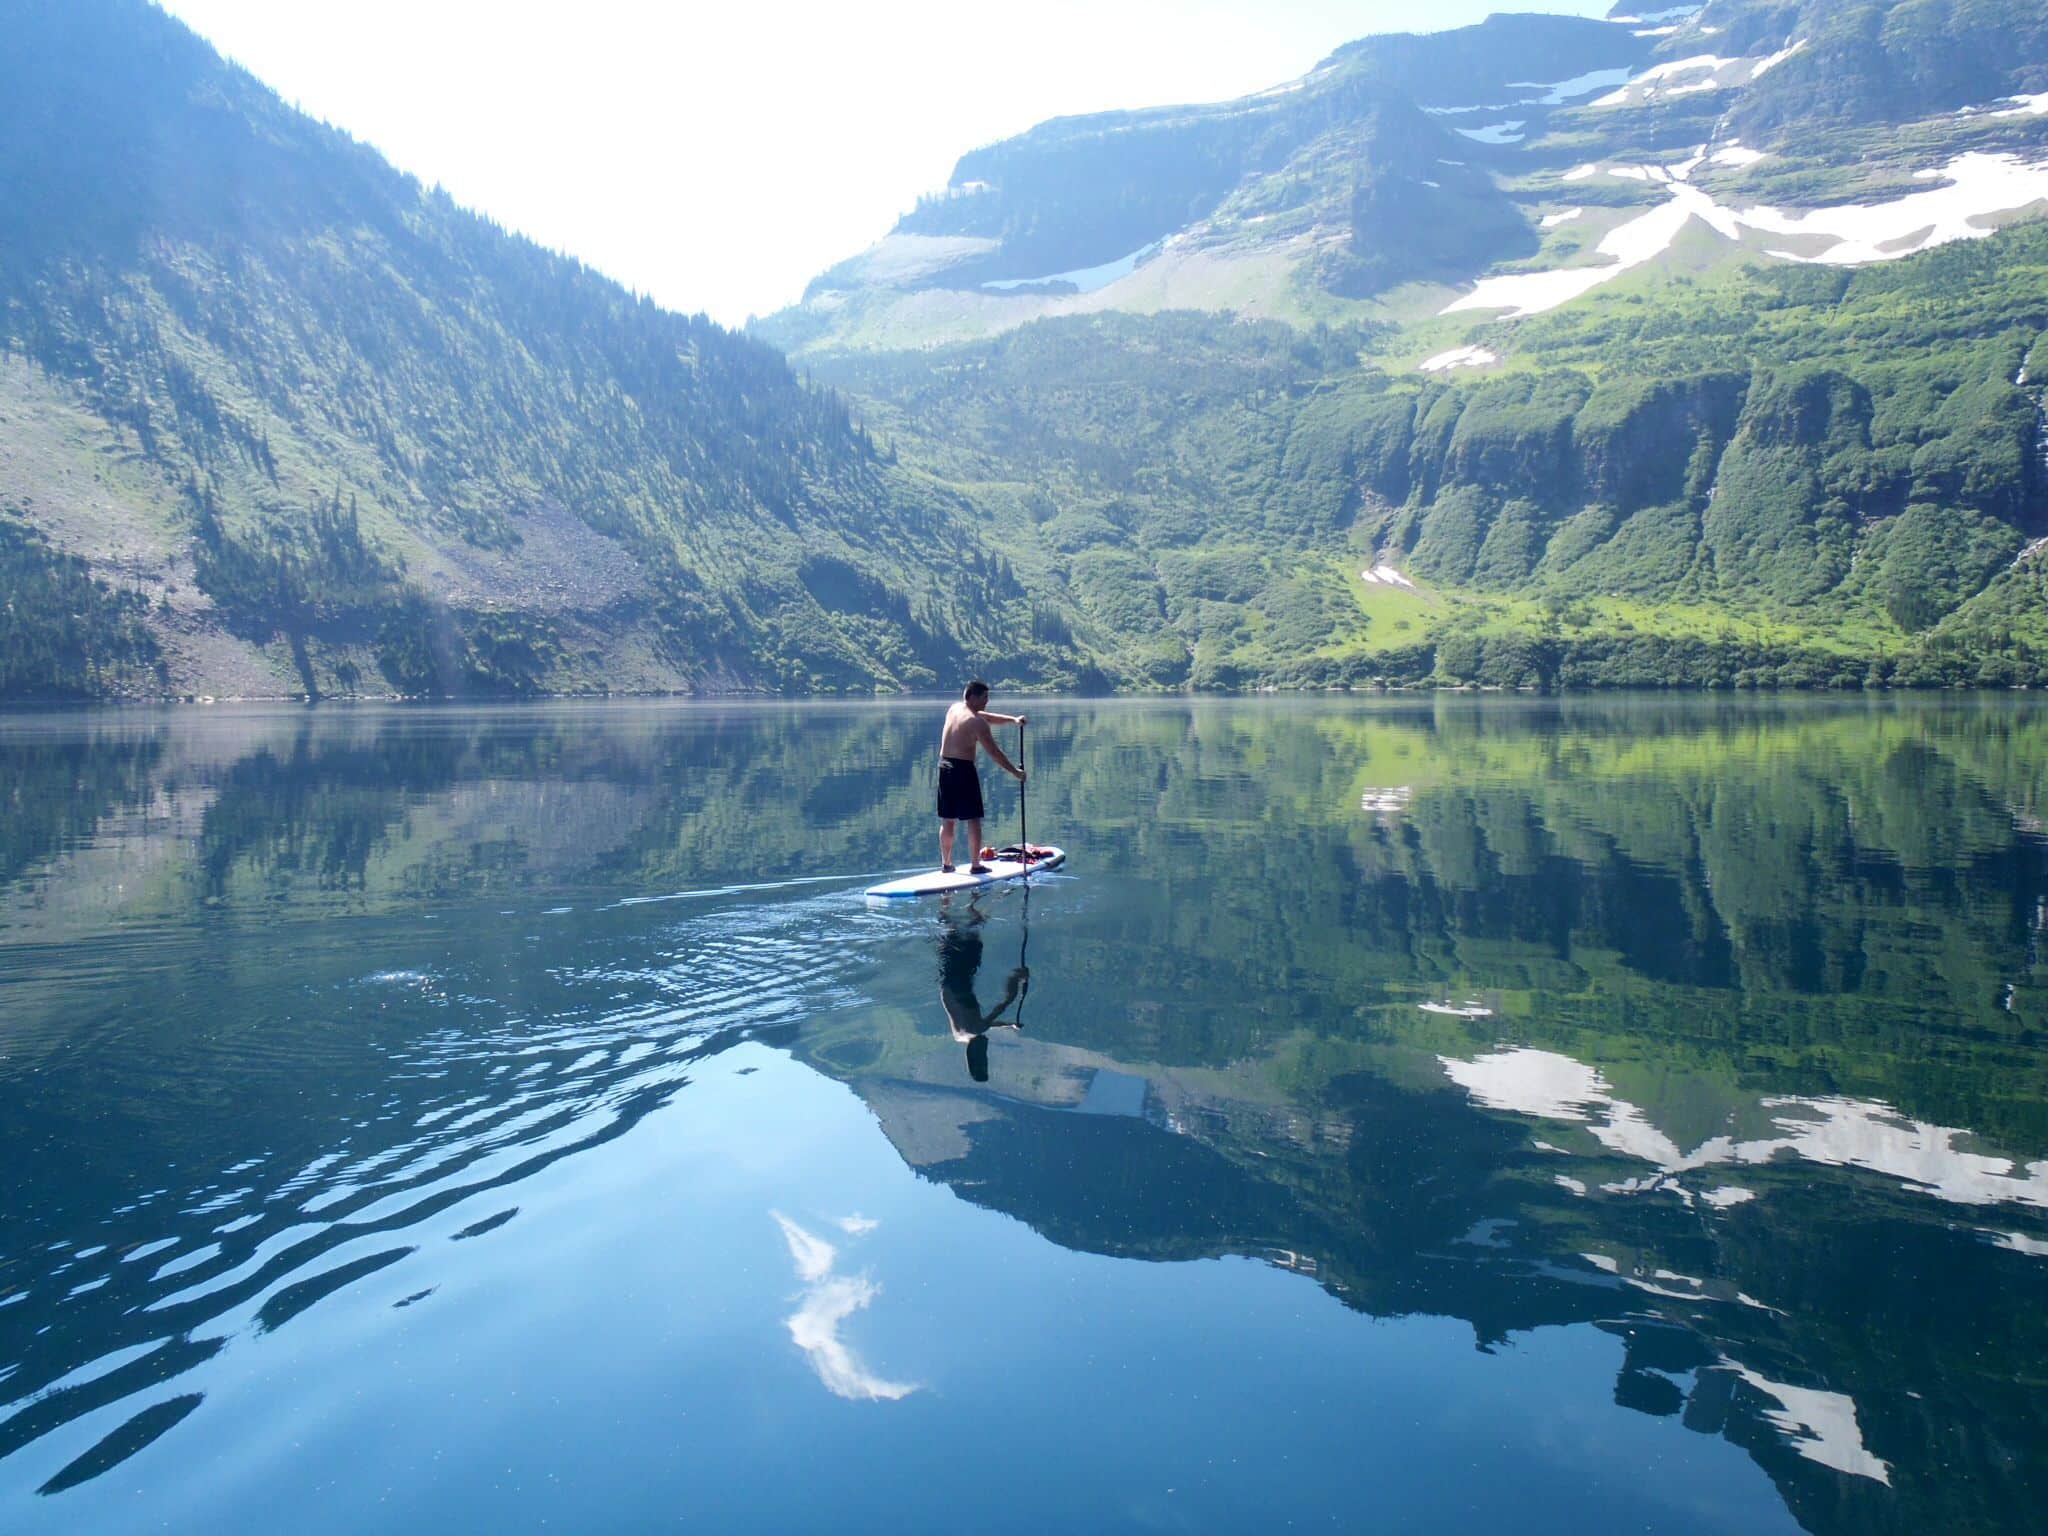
936, 756, 985, 821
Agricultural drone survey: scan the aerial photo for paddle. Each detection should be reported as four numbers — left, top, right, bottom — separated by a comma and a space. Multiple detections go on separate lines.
1018, 719, 1028, 859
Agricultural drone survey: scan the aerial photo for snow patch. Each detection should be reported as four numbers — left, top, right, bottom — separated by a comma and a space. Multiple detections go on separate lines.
1444, 152, 2048, 318
1593, 54, 1738, 107
1510, 67, 1636, 106
1418, 345, 1498, 372
1702, 1186, 1757, 1207
1541, 208, 1585, 228
1251, 76, 1310, 99
1754, 153, 2048, 265
1750, 37, 1807, 78
1562, 163, 1601, 182
1593, 43, 1802, 108
1710, 143, 1768, 168
1444, 189, 1706, 317
1361, 563, 1421, 588
1457, 122, 1527, 145
1996, 93, 2048, 117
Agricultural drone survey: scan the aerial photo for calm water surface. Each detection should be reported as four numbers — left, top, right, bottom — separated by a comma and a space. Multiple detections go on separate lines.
2, 697, 2045, 1533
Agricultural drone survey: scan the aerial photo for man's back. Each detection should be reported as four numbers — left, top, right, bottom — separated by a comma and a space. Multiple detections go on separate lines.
939, 702, 985, 761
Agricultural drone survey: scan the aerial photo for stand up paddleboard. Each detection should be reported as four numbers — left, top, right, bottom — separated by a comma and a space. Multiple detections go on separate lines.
865, 845, 1065, 900
867, 718, 1065, 899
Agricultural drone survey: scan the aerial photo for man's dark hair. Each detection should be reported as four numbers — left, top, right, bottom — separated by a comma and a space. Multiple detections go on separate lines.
963, 679, 990, 703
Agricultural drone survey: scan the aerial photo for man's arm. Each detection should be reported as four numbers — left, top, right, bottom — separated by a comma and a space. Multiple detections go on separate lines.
978, 711, 1028, 727
975, 718, 1024, 779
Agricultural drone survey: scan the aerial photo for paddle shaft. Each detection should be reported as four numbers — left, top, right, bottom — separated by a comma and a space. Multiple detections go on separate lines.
1018, 720, 1028, 853
1017, 723, 1032, 1022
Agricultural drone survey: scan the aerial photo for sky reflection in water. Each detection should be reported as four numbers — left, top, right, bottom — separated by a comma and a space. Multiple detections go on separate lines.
1, 697, 2045, 1533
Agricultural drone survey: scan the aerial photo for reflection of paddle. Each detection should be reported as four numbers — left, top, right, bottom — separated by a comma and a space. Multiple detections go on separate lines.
1016, 883, 1031, 1029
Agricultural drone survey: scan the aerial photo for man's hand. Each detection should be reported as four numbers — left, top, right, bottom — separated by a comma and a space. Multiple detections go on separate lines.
1012, 766, 1028, 782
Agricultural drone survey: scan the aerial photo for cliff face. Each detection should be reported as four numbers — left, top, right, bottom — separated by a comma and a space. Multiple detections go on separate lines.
1321, 359, 2033, 617
1719, 0, 2048, 139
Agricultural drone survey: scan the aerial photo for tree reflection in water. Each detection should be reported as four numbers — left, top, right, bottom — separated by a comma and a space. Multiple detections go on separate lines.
1, 696, 2045, 1532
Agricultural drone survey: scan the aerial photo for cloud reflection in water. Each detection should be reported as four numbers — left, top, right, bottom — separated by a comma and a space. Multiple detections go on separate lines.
771, 1213, 916, 1403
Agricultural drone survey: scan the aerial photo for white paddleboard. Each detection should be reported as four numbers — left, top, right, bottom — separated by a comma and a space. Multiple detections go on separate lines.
865, 847, 1066, 900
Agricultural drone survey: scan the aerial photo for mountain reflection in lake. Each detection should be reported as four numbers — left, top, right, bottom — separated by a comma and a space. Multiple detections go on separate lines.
1, 698, 2044, 1534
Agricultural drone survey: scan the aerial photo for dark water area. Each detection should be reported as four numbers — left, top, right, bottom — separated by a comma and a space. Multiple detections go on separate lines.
1, 697, 2045, 1534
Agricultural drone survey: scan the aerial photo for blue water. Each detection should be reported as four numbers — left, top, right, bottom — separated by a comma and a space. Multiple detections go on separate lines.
2, 698, 2044, 1532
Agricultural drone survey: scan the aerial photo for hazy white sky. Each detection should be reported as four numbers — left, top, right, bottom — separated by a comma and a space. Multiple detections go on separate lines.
157, 1, 1613, 325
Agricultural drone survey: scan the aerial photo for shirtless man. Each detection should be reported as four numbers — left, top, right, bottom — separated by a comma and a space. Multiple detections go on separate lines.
936, 679, 1026, 874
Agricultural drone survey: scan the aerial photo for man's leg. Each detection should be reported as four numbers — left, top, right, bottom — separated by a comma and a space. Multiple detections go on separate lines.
940, 818, 956, 871
967, 819, 986, 872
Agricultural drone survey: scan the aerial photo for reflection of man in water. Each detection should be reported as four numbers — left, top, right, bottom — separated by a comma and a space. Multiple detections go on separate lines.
938, 911, 1026, 1083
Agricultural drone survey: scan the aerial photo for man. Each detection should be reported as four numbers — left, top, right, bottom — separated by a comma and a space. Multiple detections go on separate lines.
936, 679, 1025, 874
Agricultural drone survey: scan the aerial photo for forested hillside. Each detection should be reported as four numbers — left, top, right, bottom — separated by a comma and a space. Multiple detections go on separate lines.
4, 0, 2048, 697
0, 0, 1090, 699
818, 222, 2048, 688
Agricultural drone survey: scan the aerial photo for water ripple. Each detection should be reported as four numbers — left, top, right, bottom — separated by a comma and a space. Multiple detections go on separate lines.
0, 887, 891, 1492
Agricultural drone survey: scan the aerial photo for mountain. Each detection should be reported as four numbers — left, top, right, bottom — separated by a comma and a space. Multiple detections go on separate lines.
5, 0, 2048, 699
765, 0, 2048, 353
0, 0, 1093, 700
760, 0, 2048, 689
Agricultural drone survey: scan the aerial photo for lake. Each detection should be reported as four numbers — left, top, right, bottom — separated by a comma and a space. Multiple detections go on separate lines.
1, 696, 2044, 1534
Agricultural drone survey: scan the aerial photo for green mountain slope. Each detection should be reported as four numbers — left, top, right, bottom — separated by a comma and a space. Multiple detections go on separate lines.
763, 0, 2048, 689
814, 224, 2048, 687
0, 0, 1093, 699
